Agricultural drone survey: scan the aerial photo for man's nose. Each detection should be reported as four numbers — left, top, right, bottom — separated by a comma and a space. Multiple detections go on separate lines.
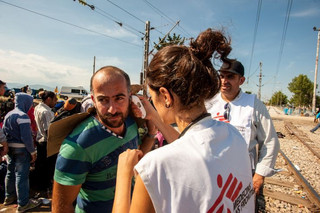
221, 77, 228, 83
107, 101, 117, 114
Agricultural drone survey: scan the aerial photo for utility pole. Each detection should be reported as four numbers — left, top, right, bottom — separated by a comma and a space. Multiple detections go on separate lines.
93, 56, 96, 74
312, 27, 320, 113
258, 62, 262, 100
149, 20, 180, 56
142, 21, 150, 96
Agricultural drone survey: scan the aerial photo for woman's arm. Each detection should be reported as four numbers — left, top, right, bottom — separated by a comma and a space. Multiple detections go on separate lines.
112, 149, 143, 213
112, 149, 155, 213
130, 175, 155, 213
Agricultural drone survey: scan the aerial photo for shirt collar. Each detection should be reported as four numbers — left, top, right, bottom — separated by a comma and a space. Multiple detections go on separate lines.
39, 102, 52, 111
220, 89, 243, 103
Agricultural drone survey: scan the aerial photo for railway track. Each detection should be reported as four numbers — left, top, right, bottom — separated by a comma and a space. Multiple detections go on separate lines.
284, 121, 320, 160
259, 117, 320, 212
262, 149, 320, 212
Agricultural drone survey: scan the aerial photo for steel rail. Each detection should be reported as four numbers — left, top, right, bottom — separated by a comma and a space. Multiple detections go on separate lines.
279, 149, 320, 209
284, 122, 320, 159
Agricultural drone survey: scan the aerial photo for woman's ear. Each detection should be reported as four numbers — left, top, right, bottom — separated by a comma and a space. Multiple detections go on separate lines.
159, 87, 173, 107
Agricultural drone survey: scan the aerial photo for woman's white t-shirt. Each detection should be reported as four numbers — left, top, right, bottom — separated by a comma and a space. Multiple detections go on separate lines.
135, 117, 255, 213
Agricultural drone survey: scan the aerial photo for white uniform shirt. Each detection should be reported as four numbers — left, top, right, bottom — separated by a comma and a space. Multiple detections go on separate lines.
135, 117, 254, 213
205, 91, 280, 177
34, 102, 54, 143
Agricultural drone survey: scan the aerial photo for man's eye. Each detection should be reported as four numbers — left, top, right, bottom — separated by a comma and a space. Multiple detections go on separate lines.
116, 97, 125, 101
98, 98, 106, 102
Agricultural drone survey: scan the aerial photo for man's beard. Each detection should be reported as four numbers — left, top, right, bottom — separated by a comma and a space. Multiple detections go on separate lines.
96, 109, 129, 128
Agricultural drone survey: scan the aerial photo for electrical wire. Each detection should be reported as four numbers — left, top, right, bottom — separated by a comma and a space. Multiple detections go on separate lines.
105, 0, 145, 24
265, 0, 293, 88
74, 2, 145, 37
0, 0, 141, 47
104, 0, 164, 36
94, 7, 145, 36
247, 64, 260, 79
247, 0, 262, 83
275, 0, 293, 77
142, 0, 192, 38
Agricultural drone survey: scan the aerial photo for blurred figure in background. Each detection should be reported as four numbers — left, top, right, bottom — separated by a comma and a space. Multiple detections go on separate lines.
34, 91, 57, 191
2, 93, 41, 212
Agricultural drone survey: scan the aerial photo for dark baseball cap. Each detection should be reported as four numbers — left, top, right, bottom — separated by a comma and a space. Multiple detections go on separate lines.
219, 60, 244, 76
0, 80, 6, 86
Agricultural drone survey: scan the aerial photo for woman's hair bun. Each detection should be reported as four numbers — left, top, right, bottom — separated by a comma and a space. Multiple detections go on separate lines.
190, 28, 231, 62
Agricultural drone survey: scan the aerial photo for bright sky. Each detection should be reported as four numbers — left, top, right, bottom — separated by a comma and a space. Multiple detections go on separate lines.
0, 0, 319, 101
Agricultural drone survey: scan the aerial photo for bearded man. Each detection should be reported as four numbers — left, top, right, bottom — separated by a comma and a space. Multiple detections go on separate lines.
52, 66, 156, 213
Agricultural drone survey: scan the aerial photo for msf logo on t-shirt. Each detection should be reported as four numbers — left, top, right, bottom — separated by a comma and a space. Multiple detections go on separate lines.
213, 112, 230, 123
207, 173, 254, 213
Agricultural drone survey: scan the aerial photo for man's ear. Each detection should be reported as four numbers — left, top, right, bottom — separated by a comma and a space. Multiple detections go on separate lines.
91, 94, 95, 104
239, 76, 246, 85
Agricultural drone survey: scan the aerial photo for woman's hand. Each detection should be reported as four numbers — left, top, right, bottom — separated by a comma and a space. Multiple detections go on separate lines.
118, 149, 143, 178
131, 101, 143, 118
138, 96, 159, 121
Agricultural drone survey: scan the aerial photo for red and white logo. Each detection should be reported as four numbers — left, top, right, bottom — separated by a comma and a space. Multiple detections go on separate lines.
207, 173, 243, 213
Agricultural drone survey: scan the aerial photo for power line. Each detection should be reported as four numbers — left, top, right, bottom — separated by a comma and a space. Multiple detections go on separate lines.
0, 0, 141, 47
143, 0, 175, 23
104, 0, 164, 36
248, 64, 260, 79
275, 0, 293, 78
105, 0, 145, 23
247, 0, 262, 83
142, 0, 192, 38
75, 1, 145, 37
94, 7, 145, 36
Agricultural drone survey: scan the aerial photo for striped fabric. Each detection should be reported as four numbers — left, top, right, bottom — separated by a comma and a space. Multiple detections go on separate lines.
54, 115, 140, 213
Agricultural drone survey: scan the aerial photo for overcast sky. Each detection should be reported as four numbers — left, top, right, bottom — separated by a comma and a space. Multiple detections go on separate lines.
0, 0, 319, 101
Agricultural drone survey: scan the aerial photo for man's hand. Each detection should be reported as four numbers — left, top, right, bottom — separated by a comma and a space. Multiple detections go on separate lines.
253, 173, 265, 194
31, 153, 37, 163
0, 142, 8, 157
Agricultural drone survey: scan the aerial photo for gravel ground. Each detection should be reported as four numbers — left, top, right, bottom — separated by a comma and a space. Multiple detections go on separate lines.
260, 107, 320, 213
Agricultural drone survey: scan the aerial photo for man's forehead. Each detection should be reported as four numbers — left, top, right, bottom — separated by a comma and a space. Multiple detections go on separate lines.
94, 73, 127, 88
219, 71, 239, 77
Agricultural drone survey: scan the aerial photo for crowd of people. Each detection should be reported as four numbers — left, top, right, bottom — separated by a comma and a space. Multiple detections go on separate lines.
0, 28, 281, 213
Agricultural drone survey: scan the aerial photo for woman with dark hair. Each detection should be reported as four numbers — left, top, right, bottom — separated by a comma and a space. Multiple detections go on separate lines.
113, 28, 254, 212
34, 91, 57, 191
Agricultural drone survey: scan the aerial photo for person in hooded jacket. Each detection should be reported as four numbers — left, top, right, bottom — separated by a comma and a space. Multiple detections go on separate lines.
2, 93, 41, 212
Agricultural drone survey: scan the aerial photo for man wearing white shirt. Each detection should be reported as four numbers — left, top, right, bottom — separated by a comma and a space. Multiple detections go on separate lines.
205, 59, 280, 195
34, 91, 57, 191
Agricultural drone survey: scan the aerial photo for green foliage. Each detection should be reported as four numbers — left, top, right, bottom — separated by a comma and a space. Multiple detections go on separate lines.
288, 74, 313, 107
244, 91, 252, 94
269, 91, 288, 106
153, 33, 185, 50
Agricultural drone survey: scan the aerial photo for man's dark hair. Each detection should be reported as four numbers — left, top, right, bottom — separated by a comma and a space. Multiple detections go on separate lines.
39, 91, 55, 102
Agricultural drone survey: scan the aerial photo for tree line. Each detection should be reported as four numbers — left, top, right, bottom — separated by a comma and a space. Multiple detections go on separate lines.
268, 74, 320, 108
